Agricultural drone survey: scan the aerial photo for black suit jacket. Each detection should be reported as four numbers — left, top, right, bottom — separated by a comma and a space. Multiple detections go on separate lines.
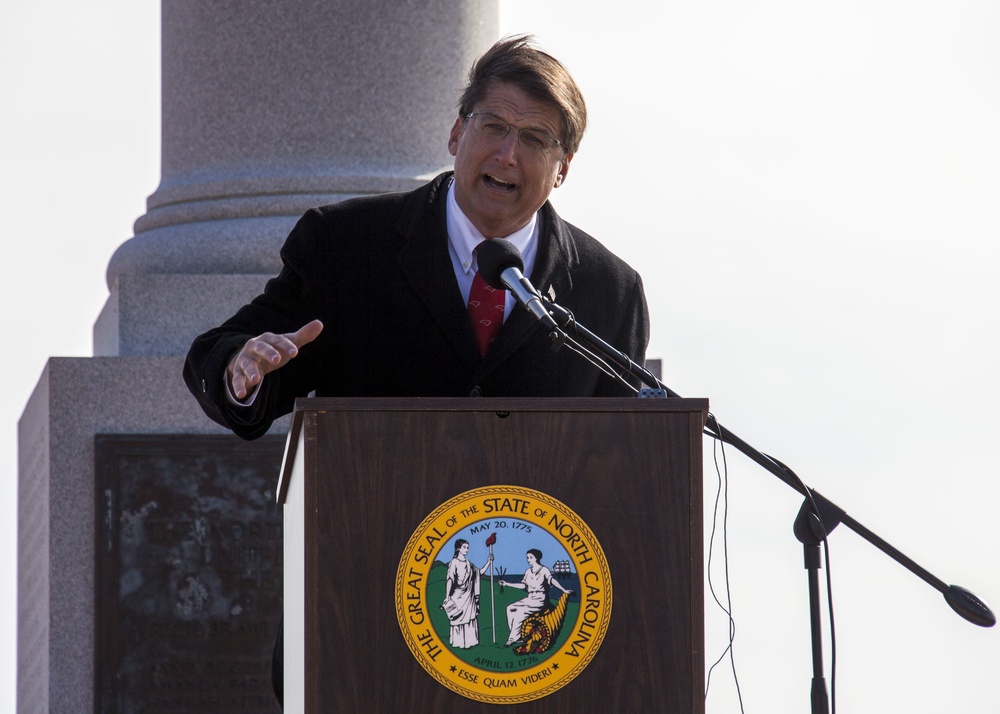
184, 172, 649, 439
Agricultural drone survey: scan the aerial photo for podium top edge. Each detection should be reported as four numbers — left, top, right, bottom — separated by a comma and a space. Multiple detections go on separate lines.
277, 396, 711, 504
290, 396, 709, 415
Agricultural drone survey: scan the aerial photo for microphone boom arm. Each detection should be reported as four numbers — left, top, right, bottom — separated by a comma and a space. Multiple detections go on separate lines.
542, 297, 666, 393
541, 294, 996, 628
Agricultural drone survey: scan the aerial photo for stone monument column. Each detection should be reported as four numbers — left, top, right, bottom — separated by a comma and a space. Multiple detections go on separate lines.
18, 1, 498, 711
99, 0, 499, 357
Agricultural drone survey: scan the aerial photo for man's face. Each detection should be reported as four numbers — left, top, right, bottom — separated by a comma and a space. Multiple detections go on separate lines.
448, 81, 573, 239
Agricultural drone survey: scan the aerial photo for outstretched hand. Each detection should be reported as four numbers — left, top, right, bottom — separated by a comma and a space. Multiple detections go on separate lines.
227, 319, 324, 400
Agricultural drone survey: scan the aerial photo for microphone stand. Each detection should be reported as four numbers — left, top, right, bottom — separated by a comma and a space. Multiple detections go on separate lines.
540, 295, 996, 712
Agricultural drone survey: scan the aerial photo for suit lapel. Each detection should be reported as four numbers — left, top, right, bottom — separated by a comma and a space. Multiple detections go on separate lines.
526, 202, 576, 311
396, 176, 481, 370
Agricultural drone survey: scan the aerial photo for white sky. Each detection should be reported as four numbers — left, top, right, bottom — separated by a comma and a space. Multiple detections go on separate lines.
2, 1, 998, 712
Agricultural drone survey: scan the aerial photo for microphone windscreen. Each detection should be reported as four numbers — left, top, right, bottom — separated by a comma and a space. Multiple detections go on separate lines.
476, 239, 524, 290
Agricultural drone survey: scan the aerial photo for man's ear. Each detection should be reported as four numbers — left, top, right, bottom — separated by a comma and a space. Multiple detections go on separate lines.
554, 152, 574, 188
448, 117, 464, 157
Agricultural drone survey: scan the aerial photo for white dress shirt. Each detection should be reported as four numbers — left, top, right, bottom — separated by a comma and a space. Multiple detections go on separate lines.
445, 177, 539, 322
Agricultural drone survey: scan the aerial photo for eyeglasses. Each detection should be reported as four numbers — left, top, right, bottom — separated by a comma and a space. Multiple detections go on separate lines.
463, 112, 566, 154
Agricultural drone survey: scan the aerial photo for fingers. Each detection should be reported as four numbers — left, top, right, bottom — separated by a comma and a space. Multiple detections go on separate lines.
228, 336, 278, 400
228, 319, 324, 400
290, 319, 324, 348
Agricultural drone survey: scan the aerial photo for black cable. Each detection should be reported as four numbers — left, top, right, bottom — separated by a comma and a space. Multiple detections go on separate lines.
559, 333, 639, 394
824, 538, 837, 714
704, 421, 745, 711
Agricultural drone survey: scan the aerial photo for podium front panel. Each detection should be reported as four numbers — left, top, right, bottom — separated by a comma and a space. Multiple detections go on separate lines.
281, 397, 707, 713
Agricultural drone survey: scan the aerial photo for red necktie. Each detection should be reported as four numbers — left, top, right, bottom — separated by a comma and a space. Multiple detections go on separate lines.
467, 270, 506, 357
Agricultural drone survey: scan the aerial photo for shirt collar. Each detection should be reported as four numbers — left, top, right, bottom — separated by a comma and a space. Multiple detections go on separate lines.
446, 179, 538, 275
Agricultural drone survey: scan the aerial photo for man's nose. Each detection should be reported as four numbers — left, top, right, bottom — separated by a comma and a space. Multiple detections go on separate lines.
494, 130, 519, 163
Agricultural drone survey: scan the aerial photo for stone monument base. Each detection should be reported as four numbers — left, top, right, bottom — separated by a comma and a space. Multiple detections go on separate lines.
18, 357, 289, 713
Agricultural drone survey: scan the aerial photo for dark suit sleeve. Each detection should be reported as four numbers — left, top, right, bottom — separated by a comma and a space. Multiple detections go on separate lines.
182, 209, 330, 440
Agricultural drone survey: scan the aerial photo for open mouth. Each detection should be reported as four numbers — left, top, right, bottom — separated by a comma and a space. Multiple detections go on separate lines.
484, 173, 516, 191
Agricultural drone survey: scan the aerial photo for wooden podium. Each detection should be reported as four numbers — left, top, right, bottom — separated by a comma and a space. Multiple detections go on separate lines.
277, 397, 708, 712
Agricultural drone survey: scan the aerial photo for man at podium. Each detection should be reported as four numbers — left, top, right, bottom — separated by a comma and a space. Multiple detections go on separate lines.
183, 34, 650, 442
183, 34, 650, 708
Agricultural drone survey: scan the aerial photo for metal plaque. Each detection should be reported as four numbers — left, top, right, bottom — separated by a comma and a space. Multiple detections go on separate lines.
95, 434, 285, 713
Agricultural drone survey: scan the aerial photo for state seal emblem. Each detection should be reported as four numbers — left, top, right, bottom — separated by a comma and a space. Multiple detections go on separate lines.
395, 485, 612, 704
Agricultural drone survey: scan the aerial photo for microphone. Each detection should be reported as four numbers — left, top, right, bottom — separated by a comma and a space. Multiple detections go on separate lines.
476, 239, 562, 334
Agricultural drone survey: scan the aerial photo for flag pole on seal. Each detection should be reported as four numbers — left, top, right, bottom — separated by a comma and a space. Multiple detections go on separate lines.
485, 532, 497, 643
